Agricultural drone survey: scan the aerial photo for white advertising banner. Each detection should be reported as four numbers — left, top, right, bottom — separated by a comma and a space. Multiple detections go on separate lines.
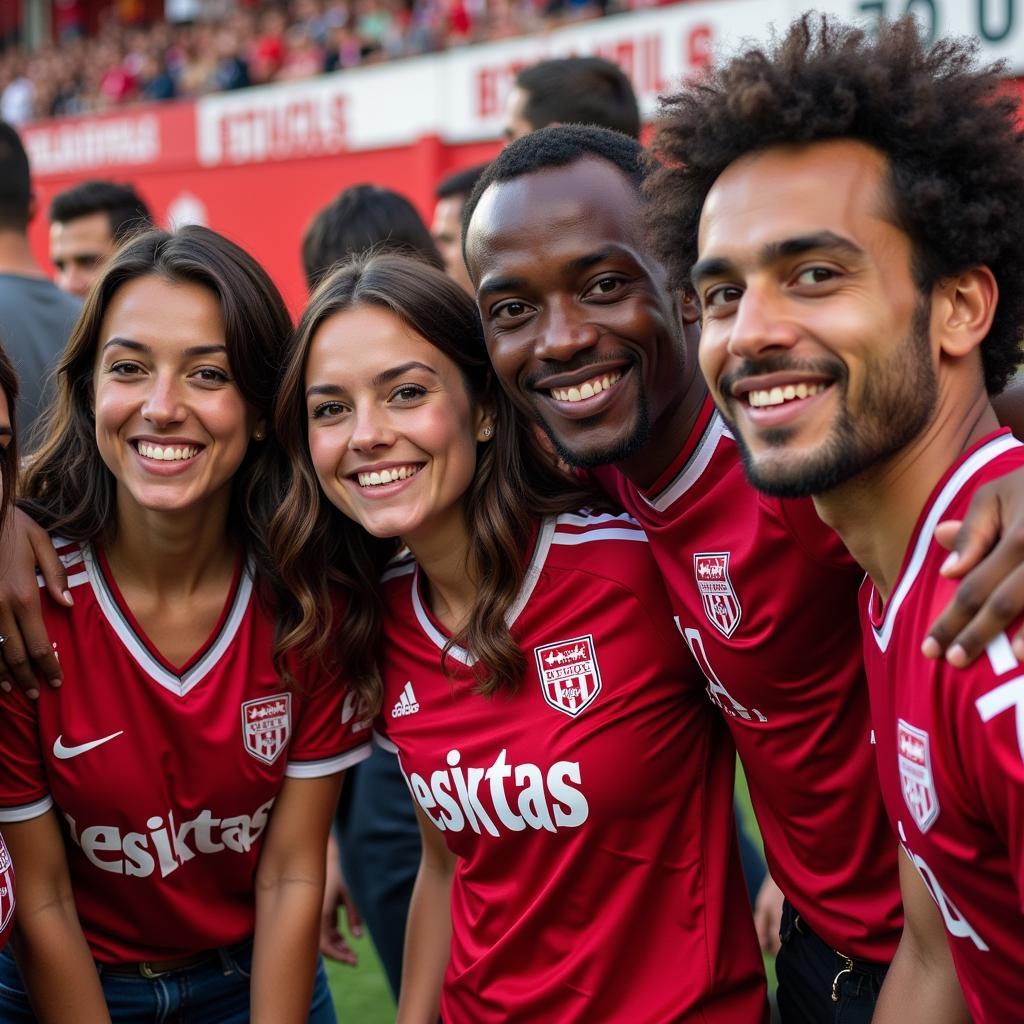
195, 0, 1024, 163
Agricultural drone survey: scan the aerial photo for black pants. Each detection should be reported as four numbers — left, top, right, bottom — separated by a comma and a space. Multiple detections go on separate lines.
775, 900, 889, 1024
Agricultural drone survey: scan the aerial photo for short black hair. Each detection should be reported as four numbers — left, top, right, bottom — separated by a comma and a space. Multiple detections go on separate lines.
435, 162, 488, 202
515, 57, 641, 139
301, 183, 444, 291
462, 124, 644, 246
49, 180, 153, 242
648, 14, 1024, 395
0, 121, 31, 233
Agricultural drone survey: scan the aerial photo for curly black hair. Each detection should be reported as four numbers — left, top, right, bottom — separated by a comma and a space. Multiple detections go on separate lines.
647, 14, 1024, 395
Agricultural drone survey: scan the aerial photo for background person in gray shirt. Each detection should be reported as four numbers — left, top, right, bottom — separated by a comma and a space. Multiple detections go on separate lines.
0, 121, 80, 448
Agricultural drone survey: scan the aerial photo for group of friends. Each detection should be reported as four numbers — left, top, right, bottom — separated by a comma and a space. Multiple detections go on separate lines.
0, 13, 1020, 1024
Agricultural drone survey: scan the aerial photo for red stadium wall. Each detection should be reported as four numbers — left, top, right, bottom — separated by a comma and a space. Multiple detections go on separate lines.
18, 1, 1024, 314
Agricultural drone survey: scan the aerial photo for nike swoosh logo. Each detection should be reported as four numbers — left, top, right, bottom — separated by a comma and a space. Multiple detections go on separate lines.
53, 731, 124, 760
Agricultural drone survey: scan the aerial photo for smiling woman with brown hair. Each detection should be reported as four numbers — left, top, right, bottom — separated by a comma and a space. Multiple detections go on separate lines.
0, 226, 369, 1024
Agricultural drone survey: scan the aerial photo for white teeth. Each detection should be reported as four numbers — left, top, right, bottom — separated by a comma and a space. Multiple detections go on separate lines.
357, 465, 420, 488
550, 371, 623, 403
137, 443, 199, 461
747, 382, 824, 408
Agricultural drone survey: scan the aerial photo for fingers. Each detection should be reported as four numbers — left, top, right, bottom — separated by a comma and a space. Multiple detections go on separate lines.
753, 874, 783, 957
342, 890, 363, 939
924, 529, 1024, 667
28, 520, 71, 609
320, 925, 359, 967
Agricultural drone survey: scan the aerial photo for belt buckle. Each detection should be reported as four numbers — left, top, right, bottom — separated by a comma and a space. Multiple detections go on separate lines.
138, 961, 171, 979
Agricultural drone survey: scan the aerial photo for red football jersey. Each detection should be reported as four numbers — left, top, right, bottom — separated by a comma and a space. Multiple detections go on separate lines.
376, 511, 768, 1024
863, 429, 1024, 1023
591, 397, 902, 961
0, 541, 371, 963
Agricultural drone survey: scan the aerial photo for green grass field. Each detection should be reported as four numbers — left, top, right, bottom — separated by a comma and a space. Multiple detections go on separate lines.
323, 762, 776, 1019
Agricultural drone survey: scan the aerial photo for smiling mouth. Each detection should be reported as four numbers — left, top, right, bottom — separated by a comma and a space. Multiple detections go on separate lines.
134, 442, 202, 462
745, 382, 829, 408
547, 370, 623, 404
355, 465, 422, 488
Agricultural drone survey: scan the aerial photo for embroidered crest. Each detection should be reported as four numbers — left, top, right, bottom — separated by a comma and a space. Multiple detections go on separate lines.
898, 720, 939, 833
241, 694, 292, 765
534, 635, 602, 717
0, 834, 14, 937
694, 552, 742, 638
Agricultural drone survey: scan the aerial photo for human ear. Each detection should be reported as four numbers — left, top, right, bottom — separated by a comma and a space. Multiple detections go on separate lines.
934, 266, 998, 359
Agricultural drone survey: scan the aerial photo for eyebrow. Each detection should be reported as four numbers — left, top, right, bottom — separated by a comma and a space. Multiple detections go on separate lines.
477, 248, 629, 300
305, 361, 439, 399
101, 338, 228, 357
690, 231, 866, 287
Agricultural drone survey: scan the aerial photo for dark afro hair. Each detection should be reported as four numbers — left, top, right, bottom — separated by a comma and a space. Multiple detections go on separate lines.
647, 13, 1024, 395
462, 124, 645, 250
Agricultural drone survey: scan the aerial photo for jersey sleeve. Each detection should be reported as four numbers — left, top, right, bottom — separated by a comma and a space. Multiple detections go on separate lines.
0, 689, 53, 822
285, 656, 373, 779
958, 643, 1024, 912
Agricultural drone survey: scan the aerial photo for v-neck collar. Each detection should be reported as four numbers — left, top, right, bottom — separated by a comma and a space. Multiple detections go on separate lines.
409, 517, 555, 665
85, 543, 254, 697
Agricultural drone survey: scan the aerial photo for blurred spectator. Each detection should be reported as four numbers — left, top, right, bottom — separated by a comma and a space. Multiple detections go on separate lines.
432, 161, 486, 295
48, 179, 153, 298
0, 122, 80, 446
301, 182, 443, 290
503, 55, 641, 141
0, 0, 640, 122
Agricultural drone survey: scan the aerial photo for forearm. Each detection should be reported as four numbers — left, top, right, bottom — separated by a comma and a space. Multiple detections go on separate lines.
13, 903, 109, 1023
872, 936, 969, 1023
396, 858, 454, 1024
251, 876, 323, 1024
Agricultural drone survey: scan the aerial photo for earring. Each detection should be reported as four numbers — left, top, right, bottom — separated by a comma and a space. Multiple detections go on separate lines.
482, 426, 493, 438
253, 429, 265, 441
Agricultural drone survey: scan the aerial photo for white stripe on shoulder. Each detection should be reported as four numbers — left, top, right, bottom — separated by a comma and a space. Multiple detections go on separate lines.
555, 510, 641, 529
552, 527, 648, 545
0, 795, 53, 823
285, 743, 372, 778
873, 433, 1023, 652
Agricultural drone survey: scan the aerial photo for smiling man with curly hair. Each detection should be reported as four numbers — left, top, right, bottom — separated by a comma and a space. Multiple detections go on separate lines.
651, 14, 1024, 1023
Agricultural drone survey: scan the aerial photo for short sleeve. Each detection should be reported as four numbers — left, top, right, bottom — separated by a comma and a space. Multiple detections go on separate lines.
0, 690, 53, 822
285, 657, 372, 779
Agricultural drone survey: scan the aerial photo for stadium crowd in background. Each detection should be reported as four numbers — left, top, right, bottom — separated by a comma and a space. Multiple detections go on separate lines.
0, 0, 643, 124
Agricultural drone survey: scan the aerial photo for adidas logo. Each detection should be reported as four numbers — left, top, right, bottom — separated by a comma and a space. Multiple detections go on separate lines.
392, 681, 420, 718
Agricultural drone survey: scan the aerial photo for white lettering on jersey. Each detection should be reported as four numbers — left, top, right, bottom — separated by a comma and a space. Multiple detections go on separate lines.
341, 690, 372, 733
679, 621, 767, 723
392, 681, 420, 718
976, 676, 1024, 762
408, 748, 589, 836
898, 821, 989, 952
64, 798, 274, 879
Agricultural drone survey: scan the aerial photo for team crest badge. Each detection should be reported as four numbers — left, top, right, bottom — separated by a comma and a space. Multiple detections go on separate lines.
534, 635, 602, 718
898, 720, 939, 833
241, 694, 292, 765
694, 552, 742, 638
0, 835, 13, 936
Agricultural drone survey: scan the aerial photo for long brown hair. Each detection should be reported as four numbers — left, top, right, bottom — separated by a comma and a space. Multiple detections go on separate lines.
0, 346, 18, 532
20, 226, 293, 589
271, 253, 599, 709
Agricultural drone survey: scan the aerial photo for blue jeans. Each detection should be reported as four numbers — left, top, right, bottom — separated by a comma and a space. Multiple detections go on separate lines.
0, 941, 336, 1023
775, 900, 888, 1024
